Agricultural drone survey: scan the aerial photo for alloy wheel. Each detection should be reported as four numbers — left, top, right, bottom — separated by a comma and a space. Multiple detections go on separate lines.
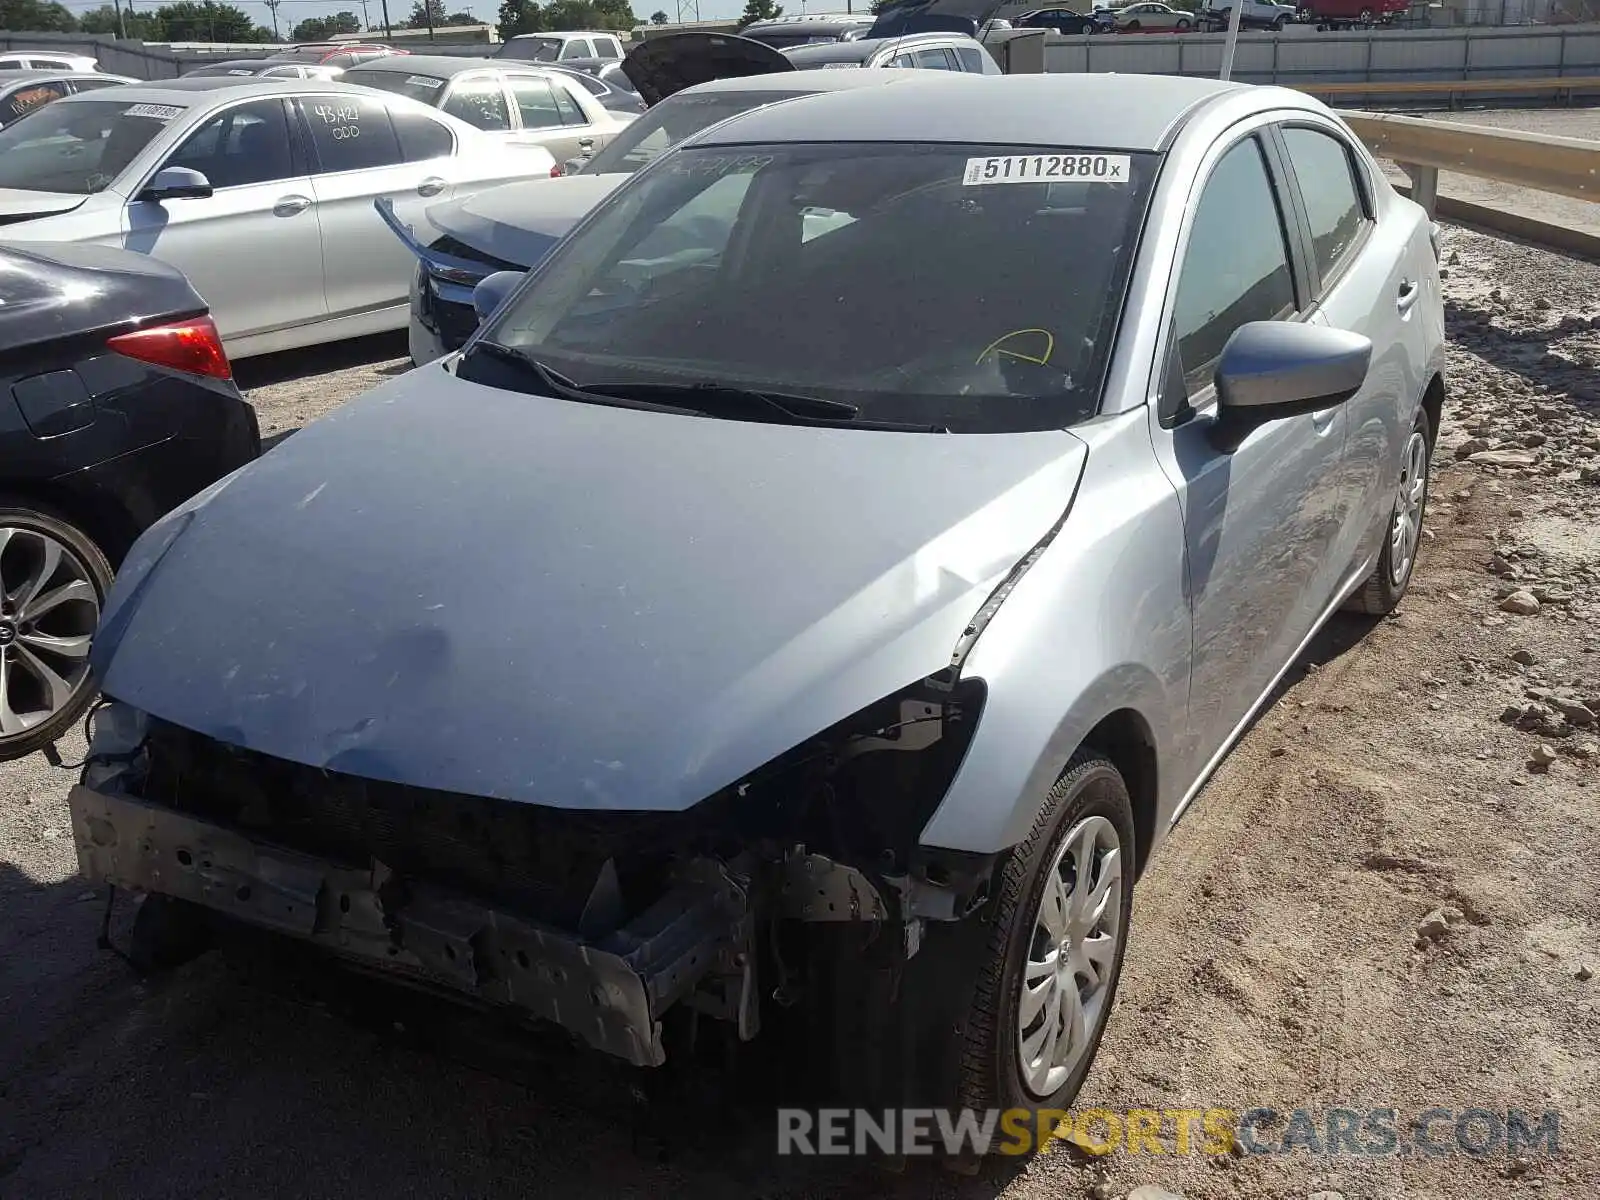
1017, 814, 1126, 1098
1388, 429, 1428, 588
0, 526, 100, 739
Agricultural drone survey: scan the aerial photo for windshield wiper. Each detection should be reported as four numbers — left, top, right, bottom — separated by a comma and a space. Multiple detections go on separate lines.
575, 380, 948, 433
464, 342, 699, 416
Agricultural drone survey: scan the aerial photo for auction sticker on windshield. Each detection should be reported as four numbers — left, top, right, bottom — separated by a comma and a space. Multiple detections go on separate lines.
962, 154, 1130, 185
124, 103, 185, 121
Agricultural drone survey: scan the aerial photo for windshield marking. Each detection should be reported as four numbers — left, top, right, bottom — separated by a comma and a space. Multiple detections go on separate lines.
123, 102, 185, 121
406, 75, 445, 88
962, 153, 1130, 185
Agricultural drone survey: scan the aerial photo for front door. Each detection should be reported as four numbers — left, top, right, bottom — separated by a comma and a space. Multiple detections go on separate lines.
121, 97, 325, 341
1147, 132, 1348, 781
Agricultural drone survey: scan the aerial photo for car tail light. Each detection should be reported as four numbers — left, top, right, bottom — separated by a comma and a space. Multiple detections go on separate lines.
549, 162, 563, 177
107, 314, 233, 381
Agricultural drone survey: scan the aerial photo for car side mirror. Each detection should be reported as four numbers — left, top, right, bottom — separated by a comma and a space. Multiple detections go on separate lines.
473, 270, 526, 324
139, 166, 214, 202
1209, 321, 1371, 453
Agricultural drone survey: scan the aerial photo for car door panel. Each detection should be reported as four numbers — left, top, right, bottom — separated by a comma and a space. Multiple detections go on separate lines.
120, 97, 324, 340
507, 74, 608, 163
1146, 133, 1347, 780
297, 93, 461, 321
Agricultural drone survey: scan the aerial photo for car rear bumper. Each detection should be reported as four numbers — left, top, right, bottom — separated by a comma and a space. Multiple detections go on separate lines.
68, 783, 751, 1067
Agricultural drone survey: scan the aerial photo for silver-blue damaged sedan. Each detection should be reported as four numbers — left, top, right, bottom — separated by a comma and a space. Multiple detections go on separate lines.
69, 71, 1444, 1141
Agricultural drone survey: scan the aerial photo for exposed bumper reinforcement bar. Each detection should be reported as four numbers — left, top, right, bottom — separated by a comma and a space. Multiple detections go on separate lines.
67, 785, 750, 1068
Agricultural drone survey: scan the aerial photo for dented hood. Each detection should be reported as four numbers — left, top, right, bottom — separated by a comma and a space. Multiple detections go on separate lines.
422, 173, 626, 269
620, 31, 795, 106
91, 367, 1087, 813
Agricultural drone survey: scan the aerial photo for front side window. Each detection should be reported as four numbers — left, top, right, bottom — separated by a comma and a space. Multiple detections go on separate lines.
471, 142, 1159, 434
165, 98, 295, 188
299, 95, 404, 172
596, 37, 623, 59
1, 81, 70, 128
442, 78, 511, 130
914, 47, 956, 69
561, 39, 593, 59
954, 45, 985, 71
1280, 125, 1369, 289
1170, 135, 1297, 399
509, 76, 563, 129
0, 99, 182, 193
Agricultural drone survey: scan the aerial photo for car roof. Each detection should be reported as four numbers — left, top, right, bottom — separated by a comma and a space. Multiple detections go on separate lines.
0, 68, 87, 83
676, 69, 929, 98
509, 30, 616, 38
345, 54, 565, 77
781, 32, 980, 65
694, 72, 1250, 152
52, 77, 406, 104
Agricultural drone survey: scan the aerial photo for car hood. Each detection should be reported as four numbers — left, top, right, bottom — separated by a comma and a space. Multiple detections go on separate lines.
620, 31, 795, 105
0, 188, 88, 225
92, 367, 1088, 813
424, 173, 626, 268
865, 0, 1010, 37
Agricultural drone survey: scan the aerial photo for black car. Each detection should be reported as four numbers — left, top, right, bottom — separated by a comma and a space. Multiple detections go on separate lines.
1012, 6, 1114, 33
0, 244, 259, 760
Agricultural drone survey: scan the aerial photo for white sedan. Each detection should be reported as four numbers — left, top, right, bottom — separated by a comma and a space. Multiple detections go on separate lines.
0, 77, 558, 358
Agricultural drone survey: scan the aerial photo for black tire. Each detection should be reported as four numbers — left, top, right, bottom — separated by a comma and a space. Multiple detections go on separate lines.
0, 500, 113, 761
1345, 406, 1431, 616
1272, 14, 1287, 28
1176, 17, 1191, 29
1358, 6, 1374, 21
956, 751, 1136, 1145
1125, 18, 1141, 28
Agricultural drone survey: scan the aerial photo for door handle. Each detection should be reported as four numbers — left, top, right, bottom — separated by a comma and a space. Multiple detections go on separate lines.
273, 195, 311, 217
1396, 278, 1420, 314
417, 176, 447, 197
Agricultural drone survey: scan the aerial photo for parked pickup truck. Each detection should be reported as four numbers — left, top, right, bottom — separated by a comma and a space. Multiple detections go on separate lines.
1199, 0, 1299, 28
1296, 0, 1410, 27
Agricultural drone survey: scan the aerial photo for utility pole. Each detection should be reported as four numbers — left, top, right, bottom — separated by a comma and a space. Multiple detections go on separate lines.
264, 0, 282, 38
111, 0, 126, 37
359, 0, 370, 30
380, 0, 393, 37
1218, 0, 1245, 80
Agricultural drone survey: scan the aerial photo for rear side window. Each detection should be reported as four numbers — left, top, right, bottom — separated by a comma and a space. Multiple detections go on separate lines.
1280, 125, 1370, 289
914, 47, 956, 69
443, 78, 511, 130
300, 95, 404, 172
509, 76, 564, 129
562, 38, 593, 59
552, 81, 588, 125
392, 108, 454, 161
954, 45, 984, 71
71, 77, 127, 92
1170, 135, 1297, 399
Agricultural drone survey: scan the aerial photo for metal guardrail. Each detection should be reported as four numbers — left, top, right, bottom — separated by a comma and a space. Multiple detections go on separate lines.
1297, 75, 1600, 104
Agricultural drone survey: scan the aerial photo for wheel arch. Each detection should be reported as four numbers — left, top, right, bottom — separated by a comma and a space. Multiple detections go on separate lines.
0, 480, 141, 569
1079, 707, 1160, 879
1420, 370, 1444, 449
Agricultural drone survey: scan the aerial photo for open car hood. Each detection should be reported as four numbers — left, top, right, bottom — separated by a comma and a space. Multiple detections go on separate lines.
865, 0, 1009, 36
620, 31, 795, 106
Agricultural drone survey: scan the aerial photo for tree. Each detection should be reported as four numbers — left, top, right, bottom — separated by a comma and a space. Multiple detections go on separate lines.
443, 9, 476, 21
292, 14, 331, 37
150, 0, 269, 39
405, 0, 444, 26
0, 0, 79, 31
497, 0, 542, 37
736, 0, 780, 26
649, 7, 666, 19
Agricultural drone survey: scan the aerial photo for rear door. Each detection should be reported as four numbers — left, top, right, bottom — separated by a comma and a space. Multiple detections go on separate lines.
296, 92, 461, 320
1272, 118, 1427, 582
121, 97, 325, 340
506, 73, 611, 161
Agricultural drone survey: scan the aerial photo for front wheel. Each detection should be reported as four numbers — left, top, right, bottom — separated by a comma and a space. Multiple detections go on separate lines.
1345, 406, 1431, 615
1175, 17, 1191, 29
0, 502, 112, 761
955, 752, 1136, 1140
1125, 18, 1141, 27
1272, 14, 1288, 28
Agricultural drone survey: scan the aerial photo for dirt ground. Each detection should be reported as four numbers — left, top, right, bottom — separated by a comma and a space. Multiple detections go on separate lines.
2, 225, 1598, 1200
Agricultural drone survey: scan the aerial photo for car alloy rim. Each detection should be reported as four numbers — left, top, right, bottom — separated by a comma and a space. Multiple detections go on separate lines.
1018, 813, 1124, 1099
1389, 430, 1428, 587
0, 527, 99, 738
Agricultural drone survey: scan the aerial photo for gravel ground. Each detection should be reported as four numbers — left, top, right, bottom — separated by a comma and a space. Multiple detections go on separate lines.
3, 227, 1599, 1199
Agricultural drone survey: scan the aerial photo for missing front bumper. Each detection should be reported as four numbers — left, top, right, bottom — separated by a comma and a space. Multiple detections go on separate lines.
68, 785, 751, 1068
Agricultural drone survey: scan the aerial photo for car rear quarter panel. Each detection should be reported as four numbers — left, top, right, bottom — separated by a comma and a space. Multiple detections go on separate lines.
918, 408, 1191, 856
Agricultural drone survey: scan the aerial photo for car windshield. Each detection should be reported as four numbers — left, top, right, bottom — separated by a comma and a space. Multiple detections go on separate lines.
352, 69, 449, 103
0, 99, 177, 194
582, 90, 816, 175
501, 37, 563, 62
185, 64, 257, 77
473, 142, 1159, 433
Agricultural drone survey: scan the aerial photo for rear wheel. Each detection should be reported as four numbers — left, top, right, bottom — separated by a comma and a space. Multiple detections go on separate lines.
1358, 6, 1374, 21
1345, 407, 1431, 616
955, 752, 1135, 1146
0, 502, 111, 760
1125, 18, 1141, 27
